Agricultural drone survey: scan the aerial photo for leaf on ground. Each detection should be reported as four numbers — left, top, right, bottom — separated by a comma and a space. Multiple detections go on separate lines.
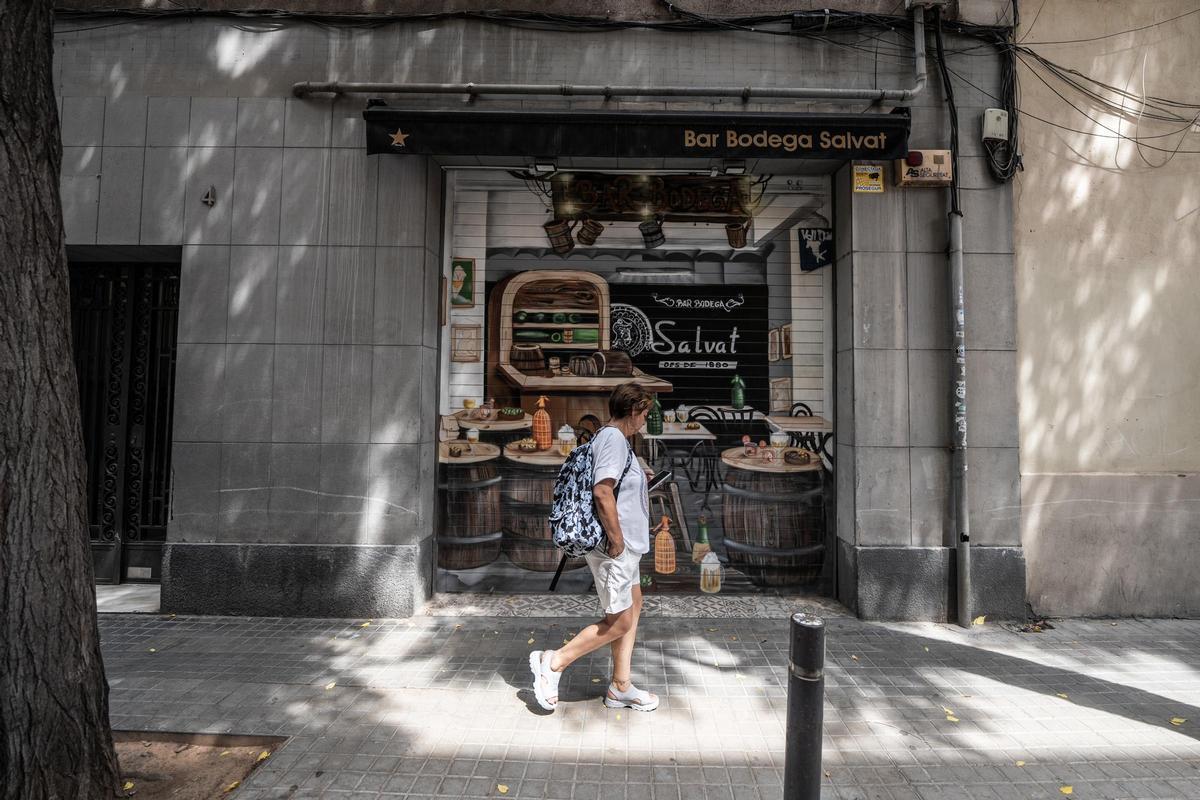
824, 771, 831, 778
923, 647, 929, 652
224, 781, 240, 793
850, 655, 859, 661
592, 678, 601, 683
1059, 787, 1073, 795
972, 615, 986, 625
616, 713, 622, 720
324, 681, 336, 690
123, 782, 135, 791
1015, 760, 1025, 767
708, 628, 717, 632
528, 638, 535, 644
1056, 693, 1069, 699
945, 715, 959, 723
360, 621, 371, 628
941, 706, 954, 715
454, 624, 462, 630
257, 750, 270, 762
497, 785, 509, 794
729, 636, 737, 641
141, 741, 152, 748
1170, 717, 1186, 726
220, 750, 231, 756
148, 648, 156, 653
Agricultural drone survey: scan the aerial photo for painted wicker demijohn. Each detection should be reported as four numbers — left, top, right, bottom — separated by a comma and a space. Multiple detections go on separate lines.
532, 395, 553, 450
654, 515, 676, 575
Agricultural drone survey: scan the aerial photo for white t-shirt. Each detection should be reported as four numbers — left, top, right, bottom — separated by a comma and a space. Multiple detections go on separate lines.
590, 426, 650, 555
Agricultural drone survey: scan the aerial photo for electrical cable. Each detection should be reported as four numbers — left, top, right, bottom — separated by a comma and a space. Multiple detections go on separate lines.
932, 6, 962, 214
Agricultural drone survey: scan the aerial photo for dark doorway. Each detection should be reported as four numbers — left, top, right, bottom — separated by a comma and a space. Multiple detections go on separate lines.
69, 261, 180, 584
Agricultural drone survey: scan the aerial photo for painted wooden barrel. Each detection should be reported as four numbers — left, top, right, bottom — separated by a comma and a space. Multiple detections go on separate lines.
501, 461, 587, 572
510, 344, 549, 376
721, 468, 824, 586
437, 460, 503, 570
543, 219, 576, 255
591, 349, 633, 377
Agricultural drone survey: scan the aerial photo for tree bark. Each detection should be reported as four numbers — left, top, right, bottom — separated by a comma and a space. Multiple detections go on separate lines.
0, 1, 123, 798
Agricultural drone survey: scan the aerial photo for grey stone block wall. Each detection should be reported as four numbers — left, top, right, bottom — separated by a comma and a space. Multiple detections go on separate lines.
56, 18, 1021, 620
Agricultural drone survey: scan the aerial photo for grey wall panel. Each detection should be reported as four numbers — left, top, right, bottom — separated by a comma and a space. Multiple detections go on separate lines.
422, 251, 441, 350
851, 251, 907, 350
272, 344, 323, 443
907, 349, 951, 448
963, 253, 1017, 350
964, 349, 1017, 448
173, 343, 225, 441
267, 443, 322, 542
910, 447, 951, 548
853, 348, 909, 448
218, 442, 272, 541
227, 245, 279, 344
102, 94, 147, 147
323, 246, 375, 344
962, 184, 1015, 254
903, 189, 948, 255
231, 147, 283, 245
275, 246, 327, 343
61, 96, 105, 147
966, 446, 1020, 546
836, 443, 856, 545
183, 147, 235, 245
366, 443, 427, 545
179, 245, 230, 344
373, 247, 426, 345
147, 97, 191, 147
321, 345, 373, 444
280, 148, 331, 245
854, 446, 912, 546
376, 156, 429, 248
370, 346, 424, 444
905, 253, 950, 350
326, 150, 379, 246
141, 147, 189, 245
222, 343, 274, 442
61, 147, 100, 244
97, 147, 145, 244
284, 97, 332, 148
317, 443, 371, 541
189, 97, 238, 147
169, 442, 220, 542
235, 97, 285, 147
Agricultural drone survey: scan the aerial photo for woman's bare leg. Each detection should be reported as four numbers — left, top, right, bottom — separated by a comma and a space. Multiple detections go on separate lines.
609, 584, 643, 687
550, 607, 633, 671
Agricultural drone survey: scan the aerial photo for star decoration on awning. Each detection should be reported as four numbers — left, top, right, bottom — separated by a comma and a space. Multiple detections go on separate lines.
389, 129, 410, 147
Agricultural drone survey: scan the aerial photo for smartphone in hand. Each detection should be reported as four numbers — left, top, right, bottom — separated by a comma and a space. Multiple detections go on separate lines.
647, 470, 673, 492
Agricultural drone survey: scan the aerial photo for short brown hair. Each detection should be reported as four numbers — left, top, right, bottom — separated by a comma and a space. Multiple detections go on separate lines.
608, 383, 654, 419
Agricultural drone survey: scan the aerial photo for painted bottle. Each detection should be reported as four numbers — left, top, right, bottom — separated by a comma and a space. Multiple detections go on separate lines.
730, 374, 746, 410
646, 393, 664, 436
654, 515, 676, 575
532, 395, 553, 450
691, 514, 711, 564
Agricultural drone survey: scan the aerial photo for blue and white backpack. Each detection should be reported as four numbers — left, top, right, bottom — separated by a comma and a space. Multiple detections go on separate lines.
548, 432, 633, 557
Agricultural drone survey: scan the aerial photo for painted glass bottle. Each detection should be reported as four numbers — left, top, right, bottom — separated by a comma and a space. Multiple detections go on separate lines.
646, 393, 664, 436
730, 375, 746, 409
691, 514, 712, 564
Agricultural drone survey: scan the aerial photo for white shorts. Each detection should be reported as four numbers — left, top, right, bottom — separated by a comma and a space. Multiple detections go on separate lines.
585, 546, 642, 615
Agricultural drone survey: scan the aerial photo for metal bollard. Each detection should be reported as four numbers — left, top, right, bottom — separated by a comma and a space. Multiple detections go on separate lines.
783, 613, 825, 800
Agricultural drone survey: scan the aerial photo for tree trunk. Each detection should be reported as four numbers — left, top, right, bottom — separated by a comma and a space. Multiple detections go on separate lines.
0, 2, 123, 797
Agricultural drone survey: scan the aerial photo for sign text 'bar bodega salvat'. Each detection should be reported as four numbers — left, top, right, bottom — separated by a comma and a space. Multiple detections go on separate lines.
363, 107, 910, 160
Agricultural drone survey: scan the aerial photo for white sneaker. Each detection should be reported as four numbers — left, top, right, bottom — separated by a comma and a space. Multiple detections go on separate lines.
529, 650, 561, 711
604, 682, 659, 712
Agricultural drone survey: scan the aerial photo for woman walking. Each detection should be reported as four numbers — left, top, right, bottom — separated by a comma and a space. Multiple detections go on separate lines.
530, 383, 660, 713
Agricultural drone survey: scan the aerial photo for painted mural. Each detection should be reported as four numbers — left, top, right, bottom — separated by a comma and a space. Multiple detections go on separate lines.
436, 264, 832, 595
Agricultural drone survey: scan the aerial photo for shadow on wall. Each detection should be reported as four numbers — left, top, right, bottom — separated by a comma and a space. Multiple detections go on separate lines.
1013, 2, 1200, 617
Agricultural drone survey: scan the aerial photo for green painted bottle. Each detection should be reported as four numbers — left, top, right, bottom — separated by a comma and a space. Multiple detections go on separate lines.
730, 375, 746, 409
647, 394, 663, 436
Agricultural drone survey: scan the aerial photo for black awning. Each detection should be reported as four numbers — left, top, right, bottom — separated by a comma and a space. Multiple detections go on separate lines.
363, 107, 909, 160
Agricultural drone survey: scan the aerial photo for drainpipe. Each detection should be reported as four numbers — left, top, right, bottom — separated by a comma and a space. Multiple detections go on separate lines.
949, 211, 970, 628
293, 12, 927, 102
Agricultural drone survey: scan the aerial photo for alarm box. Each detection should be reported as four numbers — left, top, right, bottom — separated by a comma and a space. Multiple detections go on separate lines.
895, 150, 953, 187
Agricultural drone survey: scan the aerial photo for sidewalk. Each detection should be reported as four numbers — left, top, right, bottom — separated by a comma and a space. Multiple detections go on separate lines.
99, 599, 1200, 800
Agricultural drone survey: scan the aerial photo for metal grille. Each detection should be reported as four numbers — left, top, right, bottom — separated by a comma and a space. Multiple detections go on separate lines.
70, 263, 180, 583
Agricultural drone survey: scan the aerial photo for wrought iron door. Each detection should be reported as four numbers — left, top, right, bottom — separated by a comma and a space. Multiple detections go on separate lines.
70, 263, 180, 584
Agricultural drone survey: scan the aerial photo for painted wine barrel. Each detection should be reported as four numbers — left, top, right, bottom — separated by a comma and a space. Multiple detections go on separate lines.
569, 354, 598, 377
501, 461, 586, 572
591, 349, 633, 377
721, 468, 824, 586
510, 344, 549, 376
438, 460, 503, 570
